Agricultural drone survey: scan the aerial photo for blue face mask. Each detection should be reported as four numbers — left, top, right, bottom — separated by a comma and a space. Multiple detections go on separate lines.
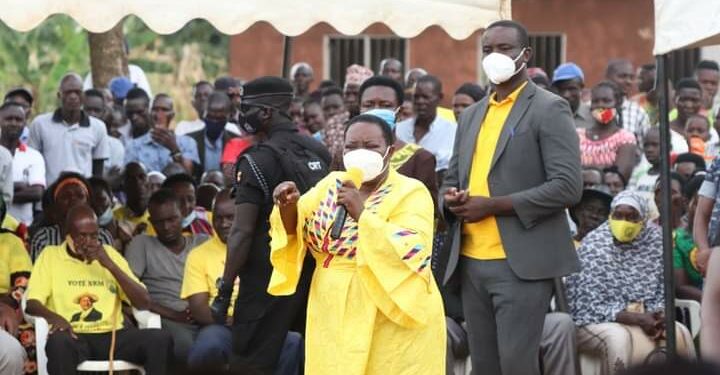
97, 207, 113, 226
364, 109, 397, 130
181, 210, 197, 228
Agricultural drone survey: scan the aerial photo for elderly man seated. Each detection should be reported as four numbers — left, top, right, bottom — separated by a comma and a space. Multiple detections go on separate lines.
25, 204, 173, 374
566, 191, 695, 375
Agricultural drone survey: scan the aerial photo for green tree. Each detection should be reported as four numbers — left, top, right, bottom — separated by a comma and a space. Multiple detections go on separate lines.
0, 16, 229, 120
0, 15, 89, 112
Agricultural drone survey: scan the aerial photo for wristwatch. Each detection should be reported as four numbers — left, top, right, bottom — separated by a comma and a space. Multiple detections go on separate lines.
215, 277, 226, 292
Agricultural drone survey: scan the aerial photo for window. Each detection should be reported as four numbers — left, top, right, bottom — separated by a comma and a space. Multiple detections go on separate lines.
528, 33, 565, 78
668, 48, 700, 83
326, 35, 406, 86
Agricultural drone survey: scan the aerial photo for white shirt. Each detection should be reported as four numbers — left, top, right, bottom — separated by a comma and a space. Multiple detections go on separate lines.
0, 146, 13, 206
671, 129, 689, 154
28, 110, 110, 185
83, 64, 153, 98
174, 119, 243, 136
9, 144, 46, 225
395, 115, 457, 171
105, 137, 125, 173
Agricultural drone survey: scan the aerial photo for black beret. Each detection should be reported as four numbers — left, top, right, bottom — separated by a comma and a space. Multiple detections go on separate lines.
242, 76, 294, 101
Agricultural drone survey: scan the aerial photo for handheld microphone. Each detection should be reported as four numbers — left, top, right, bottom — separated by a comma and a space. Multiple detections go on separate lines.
330, 168, 364, 239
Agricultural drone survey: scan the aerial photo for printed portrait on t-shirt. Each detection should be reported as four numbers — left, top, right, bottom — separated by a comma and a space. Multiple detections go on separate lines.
70, 293, 103, 323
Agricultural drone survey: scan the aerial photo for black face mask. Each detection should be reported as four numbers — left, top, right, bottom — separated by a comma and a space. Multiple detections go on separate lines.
241, 106, 265, 134
204, 119, 225, 141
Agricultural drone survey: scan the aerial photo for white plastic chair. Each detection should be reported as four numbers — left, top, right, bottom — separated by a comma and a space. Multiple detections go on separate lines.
675, 298, 701, 338
22, 295, 161, 375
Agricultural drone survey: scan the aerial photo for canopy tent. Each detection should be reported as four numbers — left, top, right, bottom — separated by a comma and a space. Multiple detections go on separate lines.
653, 0, 720, 55
653, 0, 720, 359
0, 0, 510, 39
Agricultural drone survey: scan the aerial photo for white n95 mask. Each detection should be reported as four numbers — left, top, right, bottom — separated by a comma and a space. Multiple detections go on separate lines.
343, 148, 387, 183
482, 48, 526, 85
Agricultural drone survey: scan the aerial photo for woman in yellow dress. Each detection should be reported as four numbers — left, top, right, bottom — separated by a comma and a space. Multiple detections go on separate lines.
268, 114, 446, 374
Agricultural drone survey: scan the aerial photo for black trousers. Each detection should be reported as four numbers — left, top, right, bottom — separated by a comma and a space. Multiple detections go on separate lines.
45, 328, 173, 375
231, 263, 313, 374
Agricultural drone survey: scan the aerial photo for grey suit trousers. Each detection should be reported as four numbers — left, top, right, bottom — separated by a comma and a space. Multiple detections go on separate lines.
461, 257, 553, 375
541, 312, 579, 375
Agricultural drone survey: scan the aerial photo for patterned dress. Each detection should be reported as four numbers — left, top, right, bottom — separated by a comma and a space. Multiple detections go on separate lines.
267, 170, 446, 374
578, 128, 637, 169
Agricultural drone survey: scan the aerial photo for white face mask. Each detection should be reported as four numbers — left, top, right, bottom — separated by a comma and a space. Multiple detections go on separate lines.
482, 48, 527, 85
343, 148, 389, 183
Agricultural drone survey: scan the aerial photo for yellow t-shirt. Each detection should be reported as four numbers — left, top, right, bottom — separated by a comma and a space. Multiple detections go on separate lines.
27, 242, 144, 334
462, 82, 527, 260
0, 232, 31, 295
180, 236, 239, 317
1, 214, 20, 233
113, 206, 155, 236
437, 106, 457, 124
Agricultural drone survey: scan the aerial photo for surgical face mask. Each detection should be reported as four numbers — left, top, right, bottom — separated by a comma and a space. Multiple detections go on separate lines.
592, 108, 617, 125
363, 109, 397, 130
609, 218, 643, 243
181, 210, 197, 228
343, 148, 389, 183
482, 48, 526, 85
98, 207, 113, 226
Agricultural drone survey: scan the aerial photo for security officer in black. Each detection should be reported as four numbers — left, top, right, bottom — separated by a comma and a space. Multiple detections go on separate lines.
211, 76, 330, 374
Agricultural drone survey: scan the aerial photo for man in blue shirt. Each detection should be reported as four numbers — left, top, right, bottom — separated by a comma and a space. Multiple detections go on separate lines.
123, 88, 199, 174
186, 92, 239, 180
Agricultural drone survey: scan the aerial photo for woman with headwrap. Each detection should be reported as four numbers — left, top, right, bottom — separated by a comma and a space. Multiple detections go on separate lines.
565, 191, 695, 374
29, 173, 113, 261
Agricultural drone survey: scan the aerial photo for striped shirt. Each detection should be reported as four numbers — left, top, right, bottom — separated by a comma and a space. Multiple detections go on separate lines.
30, 225, 113, 262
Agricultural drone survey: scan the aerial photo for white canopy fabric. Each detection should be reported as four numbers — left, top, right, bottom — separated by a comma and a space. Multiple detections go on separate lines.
653, 0, 720, 55
1, 0, 510, 40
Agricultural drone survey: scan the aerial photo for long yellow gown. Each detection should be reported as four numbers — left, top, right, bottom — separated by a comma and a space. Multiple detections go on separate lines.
268, 170, 446, 374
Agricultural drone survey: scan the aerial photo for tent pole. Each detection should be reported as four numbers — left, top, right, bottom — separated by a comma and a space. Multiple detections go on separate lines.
282, 36, 293, 79
656, 53, 677, 360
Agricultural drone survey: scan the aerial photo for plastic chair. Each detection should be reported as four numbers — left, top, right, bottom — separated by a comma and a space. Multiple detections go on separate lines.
675, 299, 701, 338
22, 295, 161, 375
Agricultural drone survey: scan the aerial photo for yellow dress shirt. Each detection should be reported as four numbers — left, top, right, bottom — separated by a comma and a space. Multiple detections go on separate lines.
462, 82, 527, 260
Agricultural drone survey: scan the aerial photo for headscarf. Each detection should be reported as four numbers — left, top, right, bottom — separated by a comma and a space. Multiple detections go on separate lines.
610, 190, 649, 221
345, 64, 374, 86
147, 171, 167, 185
53, 177, 90, 200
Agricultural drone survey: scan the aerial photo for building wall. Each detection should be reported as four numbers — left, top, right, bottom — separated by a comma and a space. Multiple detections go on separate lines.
513, 0, 655, 87
229, 0, 655, 101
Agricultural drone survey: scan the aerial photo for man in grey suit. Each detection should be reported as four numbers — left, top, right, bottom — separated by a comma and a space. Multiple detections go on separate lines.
440, 20, 582, 375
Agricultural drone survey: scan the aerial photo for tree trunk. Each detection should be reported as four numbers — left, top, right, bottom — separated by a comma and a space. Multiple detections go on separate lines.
88, 21, 129, 89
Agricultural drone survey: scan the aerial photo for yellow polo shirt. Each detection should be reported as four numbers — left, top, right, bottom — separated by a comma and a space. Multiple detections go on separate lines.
113, 206, 156, 236
181, 235, 239, 317
462, 82, 527, 260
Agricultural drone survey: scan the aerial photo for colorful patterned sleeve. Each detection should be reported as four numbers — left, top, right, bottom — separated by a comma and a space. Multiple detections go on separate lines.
355, 179, 436, 330
267, 175, 331, 296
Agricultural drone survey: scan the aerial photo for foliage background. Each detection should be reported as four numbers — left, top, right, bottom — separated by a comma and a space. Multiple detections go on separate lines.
0, 15, 229, 122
